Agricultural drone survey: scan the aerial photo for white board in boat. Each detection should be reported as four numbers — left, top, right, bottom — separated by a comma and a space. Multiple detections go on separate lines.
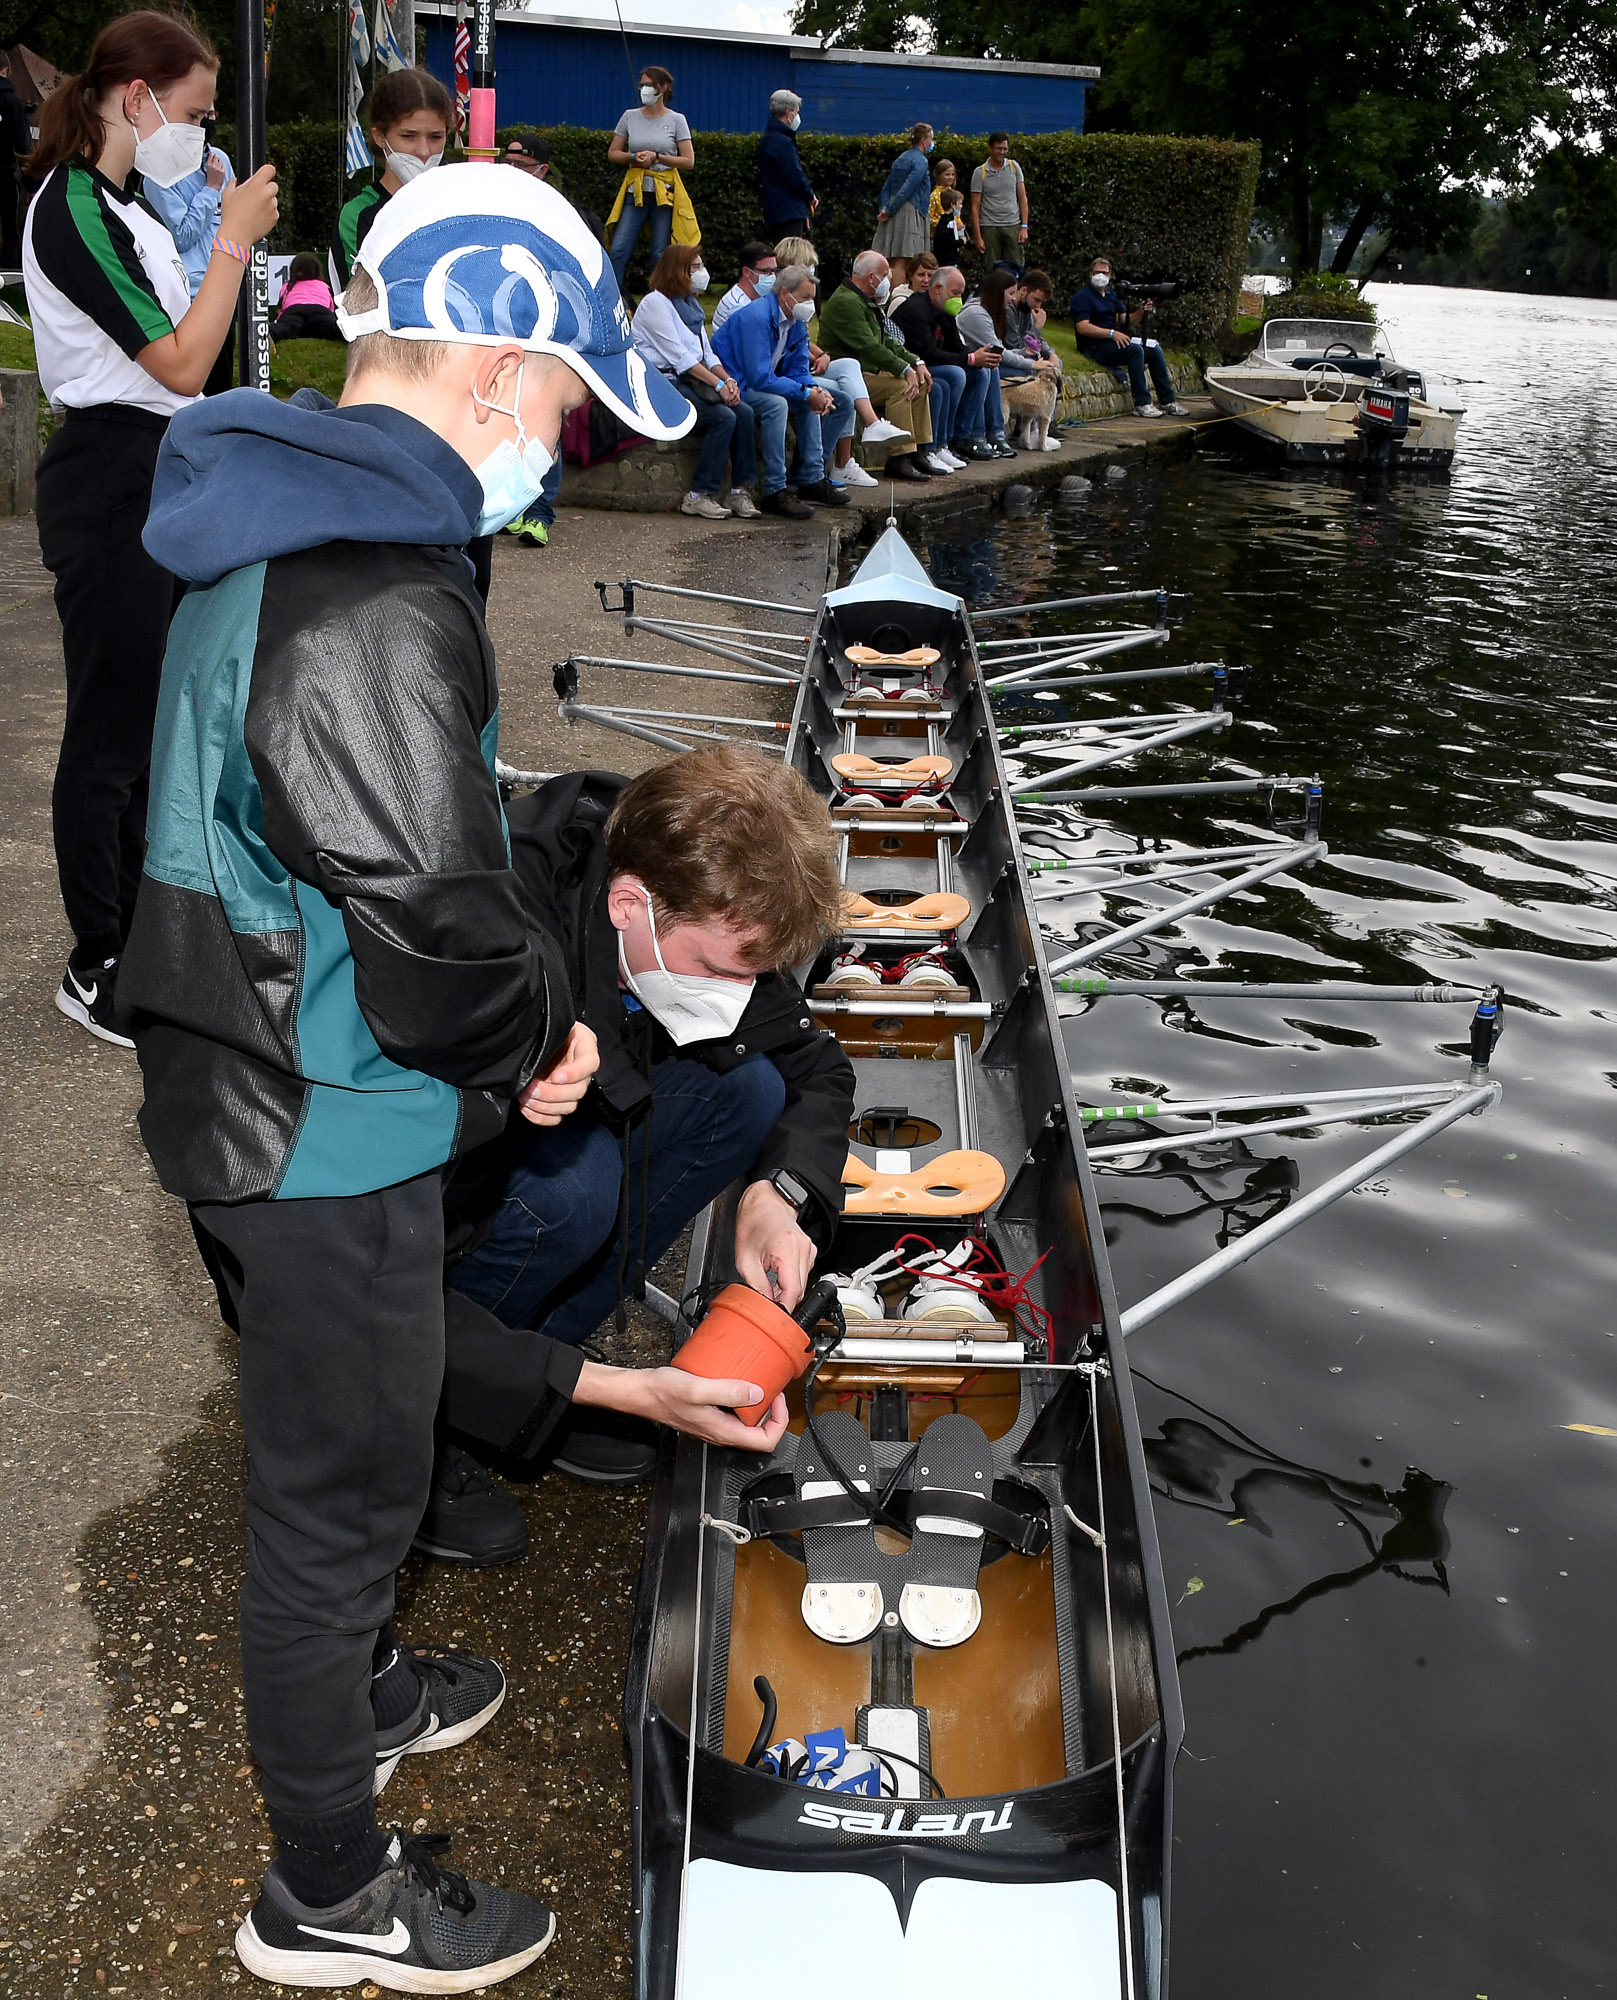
680, 1860, 1121, 1997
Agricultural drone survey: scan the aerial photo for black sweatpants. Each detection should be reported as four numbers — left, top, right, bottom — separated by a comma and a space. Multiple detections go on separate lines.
35, 406, 178, 963
190, 1172, 579, 1834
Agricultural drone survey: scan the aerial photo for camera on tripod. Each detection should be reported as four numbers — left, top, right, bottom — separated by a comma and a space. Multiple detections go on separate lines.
1112, 278, 1181, 312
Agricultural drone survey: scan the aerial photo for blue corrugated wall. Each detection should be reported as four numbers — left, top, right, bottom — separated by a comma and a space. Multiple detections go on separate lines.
421, 19, 1089, 137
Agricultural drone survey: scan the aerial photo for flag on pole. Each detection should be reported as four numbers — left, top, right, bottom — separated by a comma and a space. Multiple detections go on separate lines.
348, 1, 370, 68
453, 0, 471, 144
345, 54, 371, 177
374, 0, 408, 74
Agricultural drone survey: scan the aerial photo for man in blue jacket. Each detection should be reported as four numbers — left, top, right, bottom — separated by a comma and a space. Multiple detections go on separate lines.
120, 165, 786, 1994
712, 262, 850, 516
757, 88, 816, 238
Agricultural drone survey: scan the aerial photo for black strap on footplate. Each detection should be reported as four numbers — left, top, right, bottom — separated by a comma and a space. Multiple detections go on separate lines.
744, 1486, 1051, 1556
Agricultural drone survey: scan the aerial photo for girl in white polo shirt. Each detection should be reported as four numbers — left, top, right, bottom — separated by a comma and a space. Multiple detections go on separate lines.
23, 8, 276, 1045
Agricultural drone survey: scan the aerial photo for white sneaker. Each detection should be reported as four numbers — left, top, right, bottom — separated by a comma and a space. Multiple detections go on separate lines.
728, 488, 760, 518
825, 947, 882, 989
681, 491, 730, 517
862, 418, 912, 446
894, 949, 954, 990
1131, 404, 1164, 420
906, 1242, 999, 1324
839, 460, 878, 488
935, 448, 968, 471
1042, 434, 1063, 450
920, 452, 957, 475
1162, 401, 1189, 416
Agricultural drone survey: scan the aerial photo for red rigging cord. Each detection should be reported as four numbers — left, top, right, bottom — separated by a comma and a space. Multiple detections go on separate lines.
887, 1233, 1054, 1347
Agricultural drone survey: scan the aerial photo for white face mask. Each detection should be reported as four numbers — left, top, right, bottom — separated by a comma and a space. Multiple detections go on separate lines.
755, 271, 777, 295
873, 275, 892, 306
470, 358, 556, 537
690, 265, 710, 293
385, 148, 442, 186
640, 84, 660, 105
787, 113, 801, 132
790, 296, 816, 325
1092, 271, 1111, 292
132, 90, 208, 188
618, 890, 754, 1046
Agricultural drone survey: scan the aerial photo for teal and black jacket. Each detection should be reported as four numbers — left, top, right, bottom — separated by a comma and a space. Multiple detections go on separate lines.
122, 391, 573, 1205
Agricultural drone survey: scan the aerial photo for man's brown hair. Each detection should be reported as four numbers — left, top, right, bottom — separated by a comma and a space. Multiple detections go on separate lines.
605, 746, 842, 968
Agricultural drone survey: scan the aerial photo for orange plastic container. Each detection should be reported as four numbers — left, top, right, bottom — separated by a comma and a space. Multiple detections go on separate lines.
672, 1283, 815, 1426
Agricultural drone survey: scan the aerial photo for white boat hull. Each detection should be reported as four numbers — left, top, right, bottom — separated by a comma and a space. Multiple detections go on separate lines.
1203, 368, 1458, 469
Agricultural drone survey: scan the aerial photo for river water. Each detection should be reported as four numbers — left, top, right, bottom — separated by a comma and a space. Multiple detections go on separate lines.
922, 285, 1617, 1997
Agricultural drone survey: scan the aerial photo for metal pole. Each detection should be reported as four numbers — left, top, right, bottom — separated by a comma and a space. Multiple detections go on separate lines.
1086, 1098, 1465, 1163
571, 653, 792, 689
235, 0, 272, 393
1016, 774, 1317, 807
468, 0, 495, 159
986, 630, 1168, 687
1045, 840, 1327, 975
971, 589, 1172, 623
1077, 1081, 1469, 1120
1117, 1084, 1502, 1335
1056, 978, 1484, 1002
621, 616, 805, 680
1009, 712, 1232, 798
391, 0, 415, 65
621, 577, 817, 618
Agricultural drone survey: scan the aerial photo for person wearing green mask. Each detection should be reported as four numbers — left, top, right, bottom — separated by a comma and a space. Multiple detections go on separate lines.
892, 263, 999, 467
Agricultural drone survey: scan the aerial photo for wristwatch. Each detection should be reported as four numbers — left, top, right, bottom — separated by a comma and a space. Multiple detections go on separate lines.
763, 1167, 813, 1219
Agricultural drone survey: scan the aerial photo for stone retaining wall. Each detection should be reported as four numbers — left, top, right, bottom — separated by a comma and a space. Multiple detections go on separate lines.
1, 368, 40, 516
562, 353, 1203, 512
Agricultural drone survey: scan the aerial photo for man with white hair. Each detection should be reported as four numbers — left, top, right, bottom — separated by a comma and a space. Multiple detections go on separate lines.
892, 262, 1000, 467
757, 86, 817, 239
818, 250, 942, 481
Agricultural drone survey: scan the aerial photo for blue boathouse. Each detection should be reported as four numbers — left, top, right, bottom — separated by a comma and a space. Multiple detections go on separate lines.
417, 5, 1097, 137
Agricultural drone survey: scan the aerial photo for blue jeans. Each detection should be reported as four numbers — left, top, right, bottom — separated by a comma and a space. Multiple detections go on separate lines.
609, 195, 673, 288
788, 371, 856, 484
929, 363, 990, 447
1079, 335, 1175, 407
447, 1056, 786, 1344
744, 387, 826, 493
684, 391, 758, 494
959, 366, 1004, 441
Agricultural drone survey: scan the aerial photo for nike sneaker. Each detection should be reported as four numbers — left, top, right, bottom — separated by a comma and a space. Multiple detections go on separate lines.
235, 1830, 555, 1992
374, 1647, 506, 1795
55, 957, 134, 1049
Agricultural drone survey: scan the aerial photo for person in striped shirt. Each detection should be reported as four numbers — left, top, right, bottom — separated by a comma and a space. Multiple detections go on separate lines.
22, 7, 277, 1047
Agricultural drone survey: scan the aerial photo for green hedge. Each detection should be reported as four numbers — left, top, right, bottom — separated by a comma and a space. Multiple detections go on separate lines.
249, 123, 1258, 342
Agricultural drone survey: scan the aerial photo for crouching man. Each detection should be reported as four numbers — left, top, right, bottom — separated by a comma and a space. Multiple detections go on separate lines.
118, 167, 792, 1995
416, 744, 857, 1562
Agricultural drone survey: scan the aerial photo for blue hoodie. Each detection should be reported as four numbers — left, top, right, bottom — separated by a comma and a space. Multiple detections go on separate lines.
143, 387, 482, 583
120, 387, 570, 1207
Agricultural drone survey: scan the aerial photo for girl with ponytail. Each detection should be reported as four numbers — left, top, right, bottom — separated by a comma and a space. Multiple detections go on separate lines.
23, 8, 279, 1045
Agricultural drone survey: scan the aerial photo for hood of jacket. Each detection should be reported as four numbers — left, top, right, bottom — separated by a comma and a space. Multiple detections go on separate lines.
143, 388, 484, 586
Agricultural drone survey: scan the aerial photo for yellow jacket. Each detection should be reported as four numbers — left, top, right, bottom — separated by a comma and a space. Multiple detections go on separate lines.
604, 167, 700, 247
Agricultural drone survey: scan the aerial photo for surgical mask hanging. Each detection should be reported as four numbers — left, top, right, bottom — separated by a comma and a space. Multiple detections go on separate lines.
470, 358, 556, 537
385, 148, 442, 186
618, 891, 754, 1046
132, 90, 208, 188
755, 271, 777, 295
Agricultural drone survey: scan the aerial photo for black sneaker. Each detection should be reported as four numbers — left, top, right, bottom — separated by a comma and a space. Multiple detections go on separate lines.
795, 478, 852, 507
236, 1831, 555, 1992
374, 1648, 507, 1795
760, 488, 814, 519
548, 1407, 659, 1486
55, 958, 134, 1048
411, 1445, 528, 1568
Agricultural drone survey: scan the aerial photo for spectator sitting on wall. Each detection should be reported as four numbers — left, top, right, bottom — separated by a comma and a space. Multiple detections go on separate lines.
270, 252, 342, 343
871, 121, 933, 290
927, 156, 957, 233
630, 242, 760, 520
1070, 254, 1188, 420
758, 89, 816, 238
773, 232, 908, 489
933, 186, 967, 269
712, 239, 777, 331
953, 280, 1018, 460
139, 107, 235, 392
817, 250, 940, 483
972, 267, 1061, 452
330, 68, 451, 293
969, 131, 1028, 269
712, 263, 850, 517
888, 249, 937, 311
892, 263, 999, 467
604, 65, 696, 293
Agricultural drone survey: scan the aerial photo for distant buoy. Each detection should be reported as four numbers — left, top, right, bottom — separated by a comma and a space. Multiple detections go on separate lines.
1105, 463, 1128, 483
1002, 484, 1036, 514
1060, 476, 1093, 499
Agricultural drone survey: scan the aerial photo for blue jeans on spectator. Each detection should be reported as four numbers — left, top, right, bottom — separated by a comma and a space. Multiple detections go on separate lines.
685, 392, 759, 495
609, 196, 673, 288
1079, 334, 1176, 408
447, 1055, 786, 1345
959, 367, 1006, 442
929, 363, 991, 448
744, 387, 826, 494
787, 371, 856, 485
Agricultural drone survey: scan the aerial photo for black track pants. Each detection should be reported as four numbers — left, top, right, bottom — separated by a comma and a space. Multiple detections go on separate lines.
190, 1175, 446, 1822
35, 405, 178, 961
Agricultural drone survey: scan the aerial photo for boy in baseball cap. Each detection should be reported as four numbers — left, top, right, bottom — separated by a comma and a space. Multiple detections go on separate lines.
119, 168, 762, 1994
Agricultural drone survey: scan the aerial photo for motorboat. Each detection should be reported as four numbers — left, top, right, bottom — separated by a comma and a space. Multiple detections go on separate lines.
1202, 317, 1463, 468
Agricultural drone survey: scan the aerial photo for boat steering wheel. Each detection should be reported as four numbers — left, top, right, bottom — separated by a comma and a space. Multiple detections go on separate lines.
1304, 359, 1350, 402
